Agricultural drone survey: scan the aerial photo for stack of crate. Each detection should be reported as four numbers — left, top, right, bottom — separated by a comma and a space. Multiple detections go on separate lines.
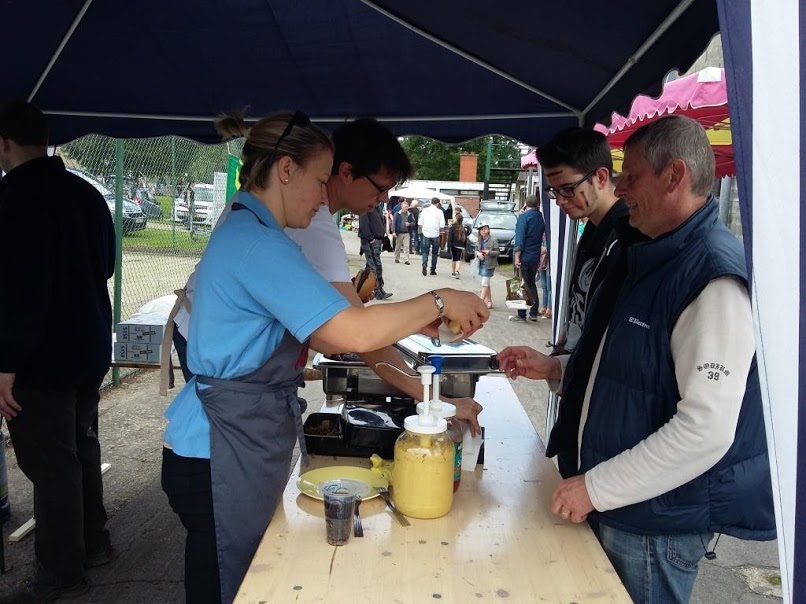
114, 312, 167, 363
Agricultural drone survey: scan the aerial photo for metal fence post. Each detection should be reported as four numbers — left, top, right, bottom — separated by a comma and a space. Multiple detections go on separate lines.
112, 139, 124, 386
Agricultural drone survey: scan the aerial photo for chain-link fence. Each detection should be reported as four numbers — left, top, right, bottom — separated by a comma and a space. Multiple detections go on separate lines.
56, 134, 244, 386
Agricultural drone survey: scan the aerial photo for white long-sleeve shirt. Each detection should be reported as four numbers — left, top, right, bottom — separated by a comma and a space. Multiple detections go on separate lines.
560, 276, 755, 512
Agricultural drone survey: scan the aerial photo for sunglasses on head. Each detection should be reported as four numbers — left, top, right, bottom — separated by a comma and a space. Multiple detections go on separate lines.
268, 110, 311, 167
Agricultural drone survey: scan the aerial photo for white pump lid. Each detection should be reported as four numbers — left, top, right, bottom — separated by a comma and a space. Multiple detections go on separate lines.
403, 414, 448, 435
416, 400, 456, 419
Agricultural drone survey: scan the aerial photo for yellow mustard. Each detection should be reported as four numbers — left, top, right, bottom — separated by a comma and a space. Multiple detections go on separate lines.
392, 424, 454, 519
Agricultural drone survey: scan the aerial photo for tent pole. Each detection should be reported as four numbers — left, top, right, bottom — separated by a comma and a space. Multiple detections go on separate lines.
359, 0, 581, 116
583, 0, 698, 116
27, 0, 95, 102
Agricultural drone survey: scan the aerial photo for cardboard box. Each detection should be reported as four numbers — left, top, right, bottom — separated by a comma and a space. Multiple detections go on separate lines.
114, 342, 161, 363
116, 312, 167, 343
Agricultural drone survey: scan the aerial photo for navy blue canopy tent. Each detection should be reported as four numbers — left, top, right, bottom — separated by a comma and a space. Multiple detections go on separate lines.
6, 0, 718, 145
5, 1, 804, 602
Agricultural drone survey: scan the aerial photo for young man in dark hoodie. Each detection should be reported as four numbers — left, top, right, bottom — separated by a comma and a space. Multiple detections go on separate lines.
0, 101, 116, 601
505, 128, 637, 478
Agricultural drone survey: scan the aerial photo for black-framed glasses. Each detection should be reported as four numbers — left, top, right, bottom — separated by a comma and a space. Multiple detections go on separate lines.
268, 110, 311, 167
364, 174, 393, 195
544, 168, 598, 199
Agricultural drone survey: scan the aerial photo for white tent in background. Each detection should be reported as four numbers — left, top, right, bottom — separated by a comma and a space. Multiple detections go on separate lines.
389, 186, 454, 202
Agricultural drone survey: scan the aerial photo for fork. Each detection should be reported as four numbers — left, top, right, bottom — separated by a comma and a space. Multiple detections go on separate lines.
353, 497, 364, 537
376, 487, 411, 527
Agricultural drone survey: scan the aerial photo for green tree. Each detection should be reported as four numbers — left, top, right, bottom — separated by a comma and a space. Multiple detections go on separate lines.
400, 135, 521, 182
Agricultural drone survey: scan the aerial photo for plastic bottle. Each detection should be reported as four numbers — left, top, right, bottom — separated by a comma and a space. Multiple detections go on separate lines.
416, 356, 463, 492
0, 427, 10, 523
392, 365, 454, 519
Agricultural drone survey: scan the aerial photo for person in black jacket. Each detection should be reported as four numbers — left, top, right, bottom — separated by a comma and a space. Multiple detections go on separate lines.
0, 101, 116, 602
358, 204, 392, 299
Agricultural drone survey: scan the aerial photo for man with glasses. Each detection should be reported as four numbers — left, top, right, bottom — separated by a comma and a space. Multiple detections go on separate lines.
497, 128, 634, 479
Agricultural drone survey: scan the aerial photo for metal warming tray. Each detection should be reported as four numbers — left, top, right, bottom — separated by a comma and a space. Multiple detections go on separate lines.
393, 335, 499, 373
313, 336, 498, 400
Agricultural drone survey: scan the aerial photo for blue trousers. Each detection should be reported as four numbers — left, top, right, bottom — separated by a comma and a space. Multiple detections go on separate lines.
421, 236, 440, 270
595, 522, 712, 604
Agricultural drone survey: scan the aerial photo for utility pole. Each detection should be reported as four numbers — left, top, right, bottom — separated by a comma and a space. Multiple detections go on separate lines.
482, 137, 493, 200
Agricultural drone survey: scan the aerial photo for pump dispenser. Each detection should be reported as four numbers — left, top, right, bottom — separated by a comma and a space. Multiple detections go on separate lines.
392, 363, 455, 518
415, 356, 462, 491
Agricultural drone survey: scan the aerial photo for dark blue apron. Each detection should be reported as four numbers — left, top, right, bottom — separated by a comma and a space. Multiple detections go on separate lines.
195, 201, 311, 603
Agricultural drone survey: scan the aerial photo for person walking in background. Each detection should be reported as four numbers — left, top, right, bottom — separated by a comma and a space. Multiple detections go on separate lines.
418, 197, 445, 275
448, 214, 467, 278
408, 199, 420, 254
512, 195, 545, 322
474, 222, 499, 308
0, 101, 116, 602
537, 237, 552, 319
393, 200, 412, 264
358, 204, 392, 299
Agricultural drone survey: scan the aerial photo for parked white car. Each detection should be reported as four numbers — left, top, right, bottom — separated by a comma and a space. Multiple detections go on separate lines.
173, 183, 216, 226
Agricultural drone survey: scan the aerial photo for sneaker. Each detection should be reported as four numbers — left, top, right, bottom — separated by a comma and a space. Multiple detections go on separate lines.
451, 271, 456, 276
32, 577, 91, 602
404, 261, 410, 265
395, 259, 400, 263
422, 265, 427, 276
453, 273, 460, 279
508, 315, 527, 322
430, 269, 437, 275
528, 315, 539, 322
377, 292, 394, 300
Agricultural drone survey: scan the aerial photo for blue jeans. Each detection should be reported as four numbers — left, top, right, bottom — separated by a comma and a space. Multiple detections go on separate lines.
595, 523, 712, 604
539, 269, 551, 310
421, 236, 440, 270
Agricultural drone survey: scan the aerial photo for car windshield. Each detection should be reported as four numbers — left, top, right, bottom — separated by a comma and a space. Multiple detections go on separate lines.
476, 213, 516, 229
193, 188, 215, 202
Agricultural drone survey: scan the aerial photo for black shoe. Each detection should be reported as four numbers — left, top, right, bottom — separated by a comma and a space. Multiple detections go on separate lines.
430, 269, 437, 275
85, 545, 117, 569
395, 259, 400, 263
529, 315, 539, 322
376, 292, 393, 300
404, 261, 410, 265
32, 577, 91, 602
422, 265, 427, 276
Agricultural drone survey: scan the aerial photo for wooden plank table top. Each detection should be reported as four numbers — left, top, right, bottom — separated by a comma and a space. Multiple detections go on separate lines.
235, 375, 630, 603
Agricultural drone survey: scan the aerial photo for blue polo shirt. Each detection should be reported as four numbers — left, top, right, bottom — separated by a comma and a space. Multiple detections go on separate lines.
164, 192, 350, 458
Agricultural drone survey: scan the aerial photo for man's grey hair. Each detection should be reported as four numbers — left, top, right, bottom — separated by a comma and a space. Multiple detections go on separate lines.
524, 195, 538, 208
624, 115, 715, 197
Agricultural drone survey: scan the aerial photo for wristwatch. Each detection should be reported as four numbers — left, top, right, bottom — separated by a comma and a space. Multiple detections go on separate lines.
429, 290, 445, 318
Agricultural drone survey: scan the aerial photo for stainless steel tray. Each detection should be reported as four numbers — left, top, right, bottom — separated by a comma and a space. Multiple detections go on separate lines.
394, 335, 499, 373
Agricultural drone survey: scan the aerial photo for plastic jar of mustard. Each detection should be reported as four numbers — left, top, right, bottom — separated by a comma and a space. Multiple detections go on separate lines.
392, 414, 454, 519
417, 401, 463, 492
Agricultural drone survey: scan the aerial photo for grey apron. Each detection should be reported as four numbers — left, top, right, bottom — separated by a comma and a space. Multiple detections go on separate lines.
196, 329, 310, 604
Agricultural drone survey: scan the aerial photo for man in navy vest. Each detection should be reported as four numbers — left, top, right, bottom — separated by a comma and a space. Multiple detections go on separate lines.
500, 116, 774, 603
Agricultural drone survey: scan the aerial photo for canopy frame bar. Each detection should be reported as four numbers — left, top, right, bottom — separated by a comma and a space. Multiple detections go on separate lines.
28, 0, 96, 102
583, 0, 697, 117
359, 0, 582, 117
43, 110, 578, 123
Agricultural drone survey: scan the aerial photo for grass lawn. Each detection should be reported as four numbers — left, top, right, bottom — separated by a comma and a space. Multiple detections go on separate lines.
123, 224, 209, 253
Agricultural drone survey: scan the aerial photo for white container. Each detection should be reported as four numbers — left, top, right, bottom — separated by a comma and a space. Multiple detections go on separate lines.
115, 312, 167, 343
114, 342, 161, 363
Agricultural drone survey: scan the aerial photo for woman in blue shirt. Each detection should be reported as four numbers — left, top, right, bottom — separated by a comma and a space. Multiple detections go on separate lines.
161, 110, 489, 604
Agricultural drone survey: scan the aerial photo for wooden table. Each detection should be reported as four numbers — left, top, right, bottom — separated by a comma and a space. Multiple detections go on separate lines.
235, 376, 630, 603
